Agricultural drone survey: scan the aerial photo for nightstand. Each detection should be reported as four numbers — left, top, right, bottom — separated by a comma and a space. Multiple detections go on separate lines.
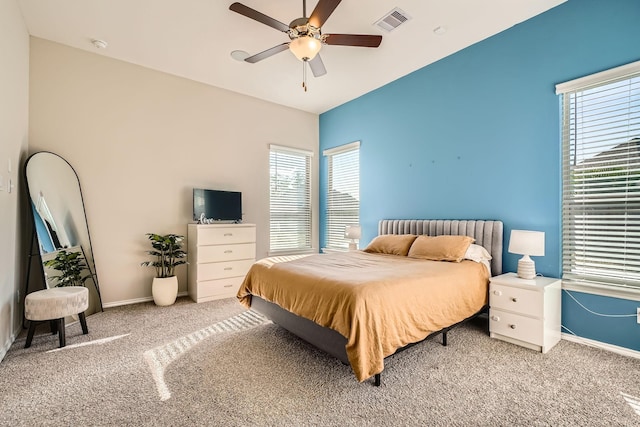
489, 272, 562, 353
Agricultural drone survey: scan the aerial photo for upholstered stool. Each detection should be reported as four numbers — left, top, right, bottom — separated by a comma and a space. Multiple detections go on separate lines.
24, 286, 89, 348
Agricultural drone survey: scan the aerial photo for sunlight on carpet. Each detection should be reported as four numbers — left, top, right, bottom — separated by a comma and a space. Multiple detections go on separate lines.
622, 392, 640, 416
143, 309, 268, 401
46, 333, 131, 353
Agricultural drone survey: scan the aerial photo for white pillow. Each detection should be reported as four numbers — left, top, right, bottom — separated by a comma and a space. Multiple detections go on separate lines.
464, 244, 492, 263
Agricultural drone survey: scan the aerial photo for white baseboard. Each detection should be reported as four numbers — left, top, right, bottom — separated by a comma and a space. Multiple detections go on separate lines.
102, 291, 189, 308
562, 332, 640, 360
1, 336, 13, 363
1, 326, 20, 363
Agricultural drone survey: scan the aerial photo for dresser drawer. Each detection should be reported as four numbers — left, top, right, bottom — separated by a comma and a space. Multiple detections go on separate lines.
196, 259, 254, 280
196, 277, 243, 299
195, 243, 256, 263
197, 227, 256, 245
490, 283, 541, 317
490, 309, 542, 345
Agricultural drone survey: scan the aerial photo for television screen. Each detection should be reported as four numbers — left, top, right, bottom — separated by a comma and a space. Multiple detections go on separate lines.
193, 189, 242, 222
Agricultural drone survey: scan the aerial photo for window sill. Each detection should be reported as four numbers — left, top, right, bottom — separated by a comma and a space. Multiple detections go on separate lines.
562, 280, 640, 302
321, 247, 349, 253
267, 249, 318, 257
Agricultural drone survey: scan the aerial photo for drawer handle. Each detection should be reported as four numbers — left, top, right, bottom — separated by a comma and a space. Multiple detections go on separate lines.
224, 250, 233, 254
491, 315, 500, 322
511, 297, 518, 303
493, 290, 502, 296
224, 233, 233, 236
224, 284, 233, 288
224, 267, 233, 271
509, 324, 517, 329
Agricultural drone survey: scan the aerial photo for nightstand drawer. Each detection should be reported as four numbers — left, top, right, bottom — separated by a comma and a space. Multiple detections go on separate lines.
490, 283, 542, 317
490, 309, 542, 345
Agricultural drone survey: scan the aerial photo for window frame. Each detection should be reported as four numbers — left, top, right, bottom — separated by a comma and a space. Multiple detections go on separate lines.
557, 60, 640, 299
323, 141, 360, 251
268, 144, 314, 255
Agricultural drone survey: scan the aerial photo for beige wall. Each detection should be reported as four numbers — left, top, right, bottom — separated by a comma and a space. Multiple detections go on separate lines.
0, 0, 30, 360
28, 38, 319, 306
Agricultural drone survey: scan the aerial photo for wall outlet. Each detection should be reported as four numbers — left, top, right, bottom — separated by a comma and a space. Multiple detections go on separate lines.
637, 307, 640, 324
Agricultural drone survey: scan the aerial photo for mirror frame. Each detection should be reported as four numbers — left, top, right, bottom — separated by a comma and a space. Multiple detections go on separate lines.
23, 151, 103, 314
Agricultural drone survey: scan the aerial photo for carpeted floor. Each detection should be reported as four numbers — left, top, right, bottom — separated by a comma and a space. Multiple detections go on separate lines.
1, 296, 639, 426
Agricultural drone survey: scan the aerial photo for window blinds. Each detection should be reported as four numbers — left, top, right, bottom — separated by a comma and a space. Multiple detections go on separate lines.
558, 61, 640, 289
324, 141, 360, 249
269, 145, 312, 254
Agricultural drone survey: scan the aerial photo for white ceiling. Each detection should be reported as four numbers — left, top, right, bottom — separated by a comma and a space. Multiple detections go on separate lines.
17, 0, 565, 114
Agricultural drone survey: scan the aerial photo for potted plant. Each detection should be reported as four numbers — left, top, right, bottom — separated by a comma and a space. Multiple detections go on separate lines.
140, 233, 187, 306
43, 250, 93, 288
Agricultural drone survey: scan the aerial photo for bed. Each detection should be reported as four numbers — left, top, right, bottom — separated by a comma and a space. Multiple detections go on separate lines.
237, 219, 503, 385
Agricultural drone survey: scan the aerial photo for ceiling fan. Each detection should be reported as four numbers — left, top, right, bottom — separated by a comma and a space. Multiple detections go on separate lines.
229, 0, 382, 90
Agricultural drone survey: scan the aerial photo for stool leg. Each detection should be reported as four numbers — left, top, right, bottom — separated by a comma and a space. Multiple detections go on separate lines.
79, 312, 88, 335
25, 321, 36, 349
58, 318, 66, 348
50, 319, 58, 335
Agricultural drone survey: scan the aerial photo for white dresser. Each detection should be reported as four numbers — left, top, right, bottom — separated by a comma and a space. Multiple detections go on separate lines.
489, 272, 562, 353
187, 223, 256, 303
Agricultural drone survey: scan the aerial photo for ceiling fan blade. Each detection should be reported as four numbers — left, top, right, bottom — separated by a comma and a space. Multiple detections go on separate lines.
244, 43, 290, 63
308, 0, 342, 28
229, 2, 289, 33
323, 34, 382, 48
308, 54, 327, 77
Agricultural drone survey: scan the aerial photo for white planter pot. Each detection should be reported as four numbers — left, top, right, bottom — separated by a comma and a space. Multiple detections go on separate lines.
152, 276, 178, 306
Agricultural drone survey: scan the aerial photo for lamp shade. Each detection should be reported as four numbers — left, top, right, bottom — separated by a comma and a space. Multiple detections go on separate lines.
344, 225, 362, 240
508, 230, 545, 256
289, 36, 321, 61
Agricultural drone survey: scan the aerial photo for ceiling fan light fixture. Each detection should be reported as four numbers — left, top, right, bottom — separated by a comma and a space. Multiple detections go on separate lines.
289, 36, 322, 61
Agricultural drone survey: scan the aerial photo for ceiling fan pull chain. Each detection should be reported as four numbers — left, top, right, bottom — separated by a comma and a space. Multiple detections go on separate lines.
302, 62, 308, 92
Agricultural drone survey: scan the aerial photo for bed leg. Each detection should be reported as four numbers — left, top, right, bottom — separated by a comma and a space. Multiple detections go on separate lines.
374, 373, 381, 387
442, 330, 448, 346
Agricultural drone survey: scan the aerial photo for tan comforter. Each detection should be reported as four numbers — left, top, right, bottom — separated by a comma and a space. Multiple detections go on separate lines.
237, 251, 489, 382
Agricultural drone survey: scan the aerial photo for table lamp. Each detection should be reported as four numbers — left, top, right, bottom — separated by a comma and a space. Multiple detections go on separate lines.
344, 225, 362, 250
508, 230, 545, 279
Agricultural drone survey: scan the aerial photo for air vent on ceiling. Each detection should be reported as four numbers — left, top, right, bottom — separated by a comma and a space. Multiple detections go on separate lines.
374, 7, 411, 32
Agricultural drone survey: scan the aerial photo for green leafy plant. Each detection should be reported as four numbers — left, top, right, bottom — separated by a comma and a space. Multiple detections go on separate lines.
43, 250, 92, 287
140, 233, 187, 278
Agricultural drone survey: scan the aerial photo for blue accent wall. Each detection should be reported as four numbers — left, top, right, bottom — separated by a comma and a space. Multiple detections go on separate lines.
562, 290, 640, 350
319, 0, 640, 351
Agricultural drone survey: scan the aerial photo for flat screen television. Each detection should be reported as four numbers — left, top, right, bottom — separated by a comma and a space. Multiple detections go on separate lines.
193, 188, 242, 223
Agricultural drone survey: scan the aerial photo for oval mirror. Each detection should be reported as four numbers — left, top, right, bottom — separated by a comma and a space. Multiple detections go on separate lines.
24, 152, 102, 315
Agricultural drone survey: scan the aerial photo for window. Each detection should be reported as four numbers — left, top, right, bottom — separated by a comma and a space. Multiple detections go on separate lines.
324, 141, 360, 250
557, 60, 640, 290
269, 144, 313, 254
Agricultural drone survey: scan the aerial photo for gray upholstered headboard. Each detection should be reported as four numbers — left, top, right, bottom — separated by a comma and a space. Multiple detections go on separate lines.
378, 219, 503, 277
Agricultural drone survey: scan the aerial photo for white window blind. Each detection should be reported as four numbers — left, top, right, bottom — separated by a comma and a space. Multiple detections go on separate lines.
269, 145, 313, 254
324, 141, 360, 250
558, 60, 640, 290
